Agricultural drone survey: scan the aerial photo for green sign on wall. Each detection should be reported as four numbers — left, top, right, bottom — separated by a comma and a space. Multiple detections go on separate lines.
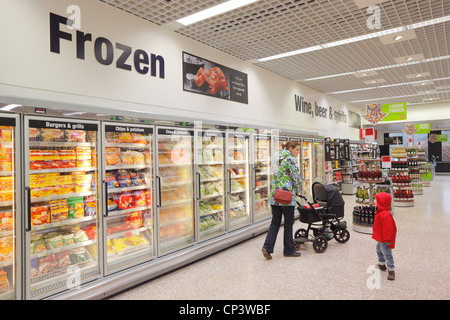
381, 102, 407, 122
415, 123, 430, 134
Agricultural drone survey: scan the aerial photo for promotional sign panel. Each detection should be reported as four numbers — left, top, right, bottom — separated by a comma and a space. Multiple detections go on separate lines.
182, 52, 248, 104
415, 123, 430, 134
365, 102, 407, 124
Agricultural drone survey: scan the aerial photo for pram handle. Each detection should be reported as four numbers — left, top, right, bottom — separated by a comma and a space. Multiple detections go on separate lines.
296, 194, 317, 209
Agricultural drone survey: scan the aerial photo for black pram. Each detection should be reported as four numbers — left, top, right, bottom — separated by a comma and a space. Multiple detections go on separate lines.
294, 182, 350, 253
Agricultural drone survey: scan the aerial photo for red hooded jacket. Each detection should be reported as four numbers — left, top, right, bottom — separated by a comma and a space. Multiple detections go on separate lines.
372, 192, 397, 249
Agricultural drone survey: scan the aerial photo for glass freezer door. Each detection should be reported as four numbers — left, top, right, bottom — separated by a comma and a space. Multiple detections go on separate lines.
302, 140, 313, 200
314, 140, 325, 183
24, 117, 101, 299
0, 114, 21, 300
253, 134, 271, 222
226, 132, 251, 230
196, 130, 226, 241
103, 123, 155, 274
156, 128, 195, 255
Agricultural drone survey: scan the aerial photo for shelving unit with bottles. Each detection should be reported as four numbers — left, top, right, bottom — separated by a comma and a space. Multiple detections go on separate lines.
390, 146, 414, 207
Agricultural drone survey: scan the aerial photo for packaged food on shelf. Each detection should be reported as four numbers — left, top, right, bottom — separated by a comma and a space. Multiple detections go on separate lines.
0, 211, 13, 231
0, 269, 9, 293
49, 199, 69, 222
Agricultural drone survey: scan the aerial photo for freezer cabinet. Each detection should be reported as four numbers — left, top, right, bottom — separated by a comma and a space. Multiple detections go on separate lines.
102, 123, 155, 274
196, 129, 226, 241
24, 116, 102, 299
252, 134, 271, 222
0, 113, 21, 300
156, 127, 195, 255
226, 132, 251, 230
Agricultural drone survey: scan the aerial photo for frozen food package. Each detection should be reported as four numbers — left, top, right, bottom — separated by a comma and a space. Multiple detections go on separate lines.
62, 233, 75, 246
106, 147, 121, 166
38, 254, 58, 274
55, 251, 72, 268
65, 130, 86, 142
30, 258, 40, 278
84, 196, 97, 216
120, 151, 134, 165
68, 197, 84, 219
69, 247, 90, 264
118, 132, 133, 144
0, 270, 9, 292
41, 129, 65, 142
73, 230, 88, 243
31, 204, 50, 226
83, 223, 97, 240
0, 127, 12, 141
28, 128, 43, 142
105, 132, 119, 143
48, 235, 63, 249
49, 199, 69, 222
132, 133, 147, 144
126, 211, 143, 229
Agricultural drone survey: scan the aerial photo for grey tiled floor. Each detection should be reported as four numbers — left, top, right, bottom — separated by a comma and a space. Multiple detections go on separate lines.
110, 175, 450, 300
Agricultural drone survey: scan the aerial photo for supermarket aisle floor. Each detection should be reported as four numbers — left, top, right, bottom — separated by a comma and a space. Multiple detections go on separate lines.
110, 176, 450, 300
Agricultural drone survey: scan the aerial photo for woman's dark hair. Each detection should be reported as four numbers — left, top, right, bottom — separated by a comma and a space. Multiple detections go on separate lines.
281, 140, 301, 150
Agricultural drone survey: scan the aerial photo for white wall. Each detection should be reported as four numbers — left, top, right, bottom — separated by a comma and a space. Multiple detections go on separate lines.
0, 0, 361, 140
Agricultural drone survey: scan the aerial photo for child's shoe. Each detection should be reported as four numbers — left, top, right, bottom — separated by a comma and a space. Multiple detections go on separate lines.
377, 263, 387, 271
387, 271, 395, 280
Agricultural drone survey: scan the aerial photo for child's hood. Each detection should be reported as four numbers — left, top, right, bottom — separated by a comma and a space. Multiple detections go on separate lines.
375, 192, 392, 213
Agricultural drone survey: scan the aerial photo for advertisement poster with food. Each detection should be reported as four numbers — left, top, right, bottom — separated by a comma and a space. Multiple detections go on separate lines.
182, 52, 248, 104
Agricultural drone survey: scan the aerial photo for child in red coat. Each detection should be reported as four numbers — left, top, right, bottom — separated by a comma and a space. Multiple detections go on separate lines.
372, 192, 397, 280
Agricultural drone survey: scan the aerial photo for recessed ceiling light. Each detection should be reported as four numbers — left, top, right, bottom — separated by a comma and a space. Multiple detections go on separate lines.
406, 57, 414, 61
303, 55, 450, 81
415, 74, 422, 78
328, 76, 450, 94
394, 35, 404, 41
257, 15, 450, 62
362, 73, 369, 76
176, 0, 259, 26
371, 80, 377, 83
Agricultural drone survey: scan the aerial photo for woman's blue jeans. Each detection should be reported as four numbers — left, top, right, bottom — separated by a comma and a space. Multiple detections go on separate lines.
376, 241, 395, 271
263, 205, 295, 256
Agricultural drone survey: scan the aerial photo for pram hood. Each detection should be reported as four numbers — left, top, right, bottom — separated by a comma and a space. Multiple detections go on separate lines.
312, 182, 345, 207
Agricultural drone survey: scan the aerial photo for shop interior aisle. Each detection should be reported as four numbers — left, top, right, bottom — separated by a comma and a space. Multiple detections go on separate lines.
109, 176, 450, 300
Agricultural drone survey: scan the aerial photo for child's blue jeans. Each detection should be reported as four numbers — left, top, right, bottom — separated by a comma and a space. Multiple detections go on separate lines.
376, 241, 395, 271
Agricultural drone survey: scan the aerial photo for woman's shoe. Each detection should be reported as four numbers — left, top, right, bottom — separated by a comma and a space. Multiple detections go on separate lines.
261, 248, 272, 260
284, 252, 301, 257
388, 271, 395, 280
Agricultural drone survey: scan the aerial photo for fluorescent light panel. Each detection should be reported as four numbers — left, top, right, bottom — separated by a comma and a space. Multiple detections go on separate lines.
177, 0, 260, 26
351, 90, 450, 103
329, 77, 450, 94
257, 15, 450, 62
303, 55, 450, 81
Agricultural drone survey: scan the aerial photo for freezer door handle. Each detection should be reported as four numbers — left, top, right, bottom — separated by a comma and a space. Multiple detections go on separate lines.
227, 170, 231, 194
252, 165, 256, 189
196, 172, 201, 200
104, 180, 109, 217
156, 176, 161, 207
26, 186, 32, 232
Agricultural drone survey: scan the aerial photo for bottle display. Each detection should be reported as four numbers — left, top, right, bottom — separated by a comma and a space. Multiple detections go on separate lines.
103, 124, 154, 273
353, 205, 376, 226
357, 162, 382, 182
302, 140, 313, 200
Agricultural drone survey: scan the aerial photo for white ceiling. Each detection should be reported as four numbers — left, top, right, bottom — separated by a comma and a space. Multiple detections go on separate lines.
98, 0, 450, 109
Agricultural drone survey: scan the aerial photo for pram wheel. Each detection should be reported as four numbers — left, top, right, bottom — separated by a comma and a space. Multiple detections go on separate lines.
294, 243, 301, 251
313, 235, 328, 253
295, 228, 307, 239
334, 229, 350, 243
